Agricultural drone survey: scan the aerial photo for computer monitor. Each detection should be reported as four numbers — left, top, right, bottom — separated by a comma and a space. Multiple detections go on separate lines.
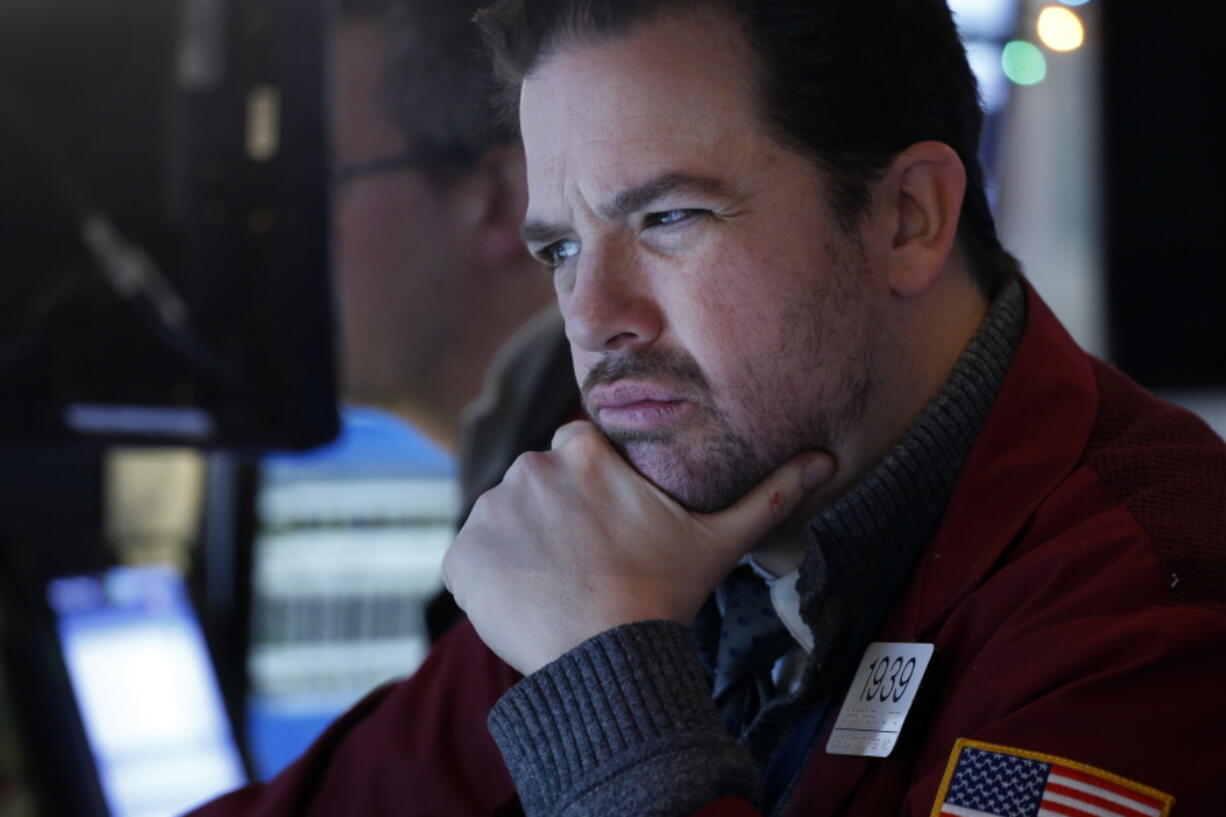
244, 408, 458, 778
47, 566, 247, 817
0, 0, 337, 449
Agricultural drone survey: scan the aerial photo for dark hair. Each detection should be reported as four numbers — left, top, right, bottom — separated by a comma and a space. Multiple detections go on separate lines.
340, 0, 517, 182
474, 0, 1018, 297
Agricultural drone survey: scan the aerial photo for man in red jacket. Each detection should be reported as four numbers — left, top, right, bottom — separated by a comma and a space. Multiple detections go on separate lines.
193, 1, 1226, 815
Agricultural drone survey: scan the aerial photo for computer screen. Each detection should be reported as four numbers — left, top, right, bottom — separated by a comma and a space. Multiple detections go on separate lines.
47, 566, 247, 817
245, 408, 458, 778
0, 0, 337, 449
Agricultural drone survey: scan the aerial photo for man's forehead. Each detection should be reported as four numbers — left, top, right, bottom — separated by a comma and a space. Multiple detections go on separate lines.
519, 129, 750, 235
519, 78, 737, 173
517, 16, 765, 224
520, 169, 744, 245
330, 21, 405, 161
522, 12, 758, 138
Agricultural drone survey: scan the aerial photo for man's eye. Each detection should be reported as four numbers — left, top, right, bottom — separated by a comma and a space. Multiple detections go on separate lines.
643, 209, 705, 228
537, 239, 579, 268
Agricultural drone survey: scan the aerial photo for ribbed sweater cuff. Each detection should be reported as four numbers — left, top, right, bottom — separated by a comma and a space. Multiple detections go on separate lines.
488, 620, 761, 817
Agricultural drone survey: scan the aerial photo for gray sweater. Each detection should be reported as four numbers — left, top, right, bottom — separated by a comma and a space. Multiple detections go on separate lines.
488, 279, 1027, 817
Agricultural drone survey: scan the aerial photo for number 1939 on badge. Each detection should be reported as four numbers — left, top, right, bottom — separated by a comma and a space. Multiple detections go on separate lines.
828, 642, 935, 758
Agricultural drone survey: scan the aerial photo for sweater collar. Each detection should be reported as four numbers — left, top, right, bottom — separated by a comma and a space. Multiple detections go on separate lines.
796, 276, 1026, 666
742, 276, 1027, 754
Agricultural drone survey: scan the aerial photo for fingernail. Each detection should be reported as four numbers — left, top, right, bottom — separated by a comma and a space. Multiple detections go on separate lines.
801, 455, 835, 492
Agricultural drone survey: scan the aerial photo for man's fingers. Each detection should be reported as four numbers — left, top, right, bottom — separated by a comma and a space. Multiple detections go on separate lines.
550, 419, 599, 450
705, 451, 836, 548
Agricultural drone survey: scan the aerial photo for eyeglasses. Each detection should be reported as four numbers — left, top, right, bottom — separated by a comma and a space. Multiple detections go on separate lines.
331, 145, 478, 186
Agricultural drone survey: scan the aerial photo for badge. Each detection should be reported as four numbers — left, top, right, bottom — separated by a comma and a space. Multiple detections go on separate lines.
931, 738, 1175, 817
826, 641, 934, 757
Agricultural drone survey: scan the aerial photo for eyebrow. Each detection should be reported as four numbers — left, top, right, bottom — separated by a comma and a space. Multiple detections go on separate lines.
600, 171, 733, 221
519, 171, 736, 245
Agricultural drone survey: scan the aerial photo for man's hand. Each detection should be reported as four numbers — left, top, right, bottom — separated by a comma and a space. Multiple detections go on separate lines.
442, 421, 835, 675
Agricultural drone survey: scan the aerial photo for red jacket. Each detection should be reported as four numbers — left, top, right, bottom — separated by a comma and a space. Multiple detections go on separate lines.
190, 285, 1226, 817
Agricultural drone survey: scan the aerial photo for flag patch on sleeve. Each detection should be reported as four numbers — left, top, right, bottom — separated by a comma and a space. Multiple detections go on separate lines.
930, 738, 1174, 817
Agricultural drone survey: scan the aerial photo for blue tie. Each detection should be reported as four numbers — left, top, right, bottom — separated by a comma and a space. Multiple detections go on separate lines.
711, 566, 795, 737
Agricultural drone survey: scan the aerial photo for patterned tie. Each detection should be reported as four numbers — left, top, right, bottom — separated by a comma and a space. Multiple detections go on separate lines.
711, 565, 796, 737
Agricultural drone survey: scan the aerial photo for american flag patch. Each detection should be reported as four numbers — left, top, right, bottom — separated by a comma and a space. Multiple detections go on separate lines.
930, 739, 1174, 817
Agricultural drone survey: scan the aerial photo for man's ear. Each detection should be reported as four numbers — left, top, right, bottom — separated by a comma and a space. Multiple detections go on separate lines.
470, 142, 531, 270
881, 141, 966, 298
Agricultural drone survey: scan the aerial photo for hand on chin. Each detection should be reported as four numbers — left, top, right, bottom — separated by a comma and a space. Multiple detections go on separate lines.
442, 420, 836, 675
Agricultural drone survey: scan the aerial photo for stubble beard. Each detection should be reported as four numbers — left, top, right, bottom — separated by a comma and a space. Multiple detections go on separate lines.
583, 338, 875, 516
597, 367, 870, 514
603, 413, 770, 513
581, 242, 877, 514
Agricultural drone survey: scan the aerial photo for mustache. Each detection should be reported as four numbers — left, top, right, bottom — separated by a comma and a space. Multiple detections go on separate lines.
581, 347, 711, 397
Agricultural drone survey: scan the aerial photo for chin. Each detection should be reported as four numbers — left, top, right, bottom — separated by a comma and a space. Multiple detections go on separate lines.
617, 434, 771, 514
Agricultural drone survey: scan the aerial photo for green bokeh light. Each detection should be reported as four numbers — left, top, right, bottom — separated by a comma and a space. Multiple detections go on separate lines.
1002, 40, 1047, 86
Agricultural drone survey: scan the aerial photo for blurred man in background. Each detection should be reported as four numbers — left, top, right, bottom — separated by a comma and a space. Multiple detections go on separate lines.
330, 0, 580, 636
332, 0, 552, 446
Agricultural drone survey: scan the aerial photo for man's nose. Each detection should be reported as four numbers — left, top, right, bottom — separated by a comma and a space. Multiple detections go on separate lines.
562, 240, 663, 353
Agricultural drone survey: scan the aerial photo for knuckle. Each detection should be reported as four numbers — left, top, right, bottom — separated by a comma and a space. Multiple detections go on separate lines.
566, 428, 606, 460
441, 541, 470, 607
440, 547, 456, 591
550, 419, 589, 448
467, 488, 494, 519
509, 449, 550, 479
561, 419, 596, 437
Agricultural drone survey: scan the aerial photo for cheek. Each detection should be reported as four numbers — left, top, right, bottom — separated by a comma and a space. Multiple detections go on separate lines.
667, 247, 858, 428
660, 281, 780, 414
666, 243, 809, 356
569, 345, 598, 394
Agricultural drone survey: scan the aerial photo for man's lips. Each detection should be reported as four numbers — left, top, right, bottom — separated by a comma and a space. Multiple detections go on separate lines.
587, 382, 696, 432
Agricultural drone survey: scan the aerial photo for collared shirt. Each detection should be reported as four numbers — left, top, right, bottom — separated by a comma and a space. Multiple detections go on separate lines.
715, 555, 813, 696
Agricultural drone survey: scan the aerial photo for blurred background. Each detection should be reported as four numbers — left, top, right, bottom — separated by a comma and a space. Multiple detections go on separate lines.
0, 0, 1222, 815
